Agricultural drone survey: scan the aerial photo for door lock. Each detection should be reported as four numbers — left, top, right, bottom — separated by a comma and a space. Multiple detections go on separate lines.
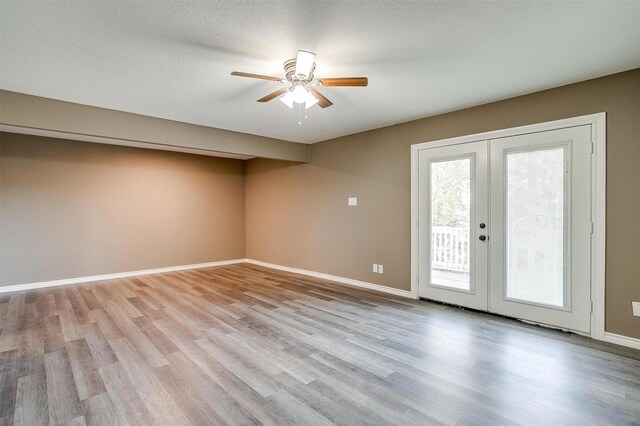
479, 235, 488, 242
479, 223, 486, 229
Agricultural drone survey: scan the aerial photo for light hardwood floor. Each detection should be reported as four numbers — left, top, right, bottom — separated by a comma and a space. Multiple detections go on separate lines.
1, 263, 639, 425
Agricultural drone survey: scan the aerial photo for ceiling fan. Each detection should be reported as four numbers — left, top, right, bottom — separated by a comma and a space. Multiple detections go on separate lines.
231, 50, 368, 110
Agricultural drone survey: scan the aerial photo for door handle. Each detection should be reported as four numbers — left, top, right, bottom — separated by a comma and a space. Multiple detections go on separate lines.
479, 235, 488, 242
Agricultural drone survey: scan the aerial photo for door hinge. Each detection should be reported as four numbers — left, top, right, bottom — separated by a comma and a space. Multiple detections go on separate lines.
590, 301, 593, 314
591, 142, 595, 154
590, 221, 594, 235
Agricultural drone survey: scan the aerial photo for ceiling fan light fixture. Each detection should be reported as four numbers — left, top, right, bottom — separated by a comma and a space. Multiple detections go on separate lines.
279, 91, 295, 109
294, 50, 316, 79
291, 85, 308, 103
304, 91, 319, 109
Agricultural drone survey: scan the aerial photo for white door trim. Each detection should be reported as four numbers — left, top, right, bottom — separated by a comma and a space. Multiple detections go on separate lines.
411, 113, 607, 341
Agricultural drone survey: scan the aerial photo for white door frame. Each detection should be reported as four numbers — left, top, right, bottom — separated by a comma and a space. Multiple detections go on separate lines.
410, 112, 606, 341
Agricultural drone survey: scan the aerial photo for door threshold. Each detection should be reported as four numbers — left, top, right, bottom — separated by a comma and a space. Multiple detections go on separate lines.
420, 297, 589, 337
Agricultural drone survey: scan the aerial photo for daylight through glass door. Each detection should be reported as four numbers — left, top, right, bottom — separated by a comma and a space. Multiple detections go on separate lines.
430, 158, 472, 291
505, 147, 568, 308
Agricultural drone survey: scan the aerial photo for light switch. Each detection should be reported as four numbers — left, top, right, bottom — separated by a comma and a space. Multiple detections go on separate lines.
373, 264, 378, 273
348, 197, 358, 206
633, 301, 640, 317
378, 265, 384, 274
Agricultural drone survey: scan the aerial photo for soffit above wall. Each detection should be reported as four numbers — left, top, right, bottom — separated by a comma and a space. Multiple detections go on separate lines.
0, 91, 308, 162
0, 2, 639, 144
0, 125, 254, 160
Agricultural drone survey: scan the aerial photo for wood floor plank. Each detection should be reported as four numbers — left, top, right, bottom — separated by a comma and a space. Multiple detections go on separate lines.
52, 287, 73, 313
103, 300, 169, 369
34, 292, 57, 319
66, 287, 92, 326
98, 362, 155, 425
18, 303, 45, 378
14, 372, 49, 426
43, 314, 66, 354
154, 359, 226, 425
81, 392, 123, 426
126, 296, 161, 321
58, 310, 85, 343
77, 287, 103, 312
266, 388, 334, 426
1, 263, 639, 425
130, 315, 179, 356
273, 371, 381, 426
164, 350, 261, 425
66, 338, 107, 400
81, 323, 118, 368
106, 338, 190, 425
88, 310, 123, 341
0, 348, 21, 423
0, 294, 25, 352
195, 335, 282, 398
44, 349, 82, 425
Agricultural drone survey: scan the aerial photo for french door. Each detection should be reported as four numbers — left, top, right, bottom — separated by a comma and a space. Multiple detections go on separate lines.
418, 125, 592, 333
418, 141, 489, 311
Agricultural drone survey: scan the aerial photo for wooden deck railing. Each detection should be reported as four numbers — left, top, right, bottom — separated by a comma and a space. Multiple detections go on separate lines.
432, 226, 469, 273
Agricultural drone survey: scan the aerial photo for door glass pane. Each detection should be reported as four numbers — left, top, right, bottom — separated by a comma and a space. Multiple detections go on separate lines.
430, 158, 471, 290
506, 147, 566, 307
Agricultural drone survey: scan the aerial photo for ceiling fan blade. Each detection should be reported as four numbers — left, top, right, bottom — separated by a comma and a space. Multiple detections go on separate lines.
319, 77, 368, 87
231, 71, 282, 82
257, 88, 288, 103
309, 88, 333, 108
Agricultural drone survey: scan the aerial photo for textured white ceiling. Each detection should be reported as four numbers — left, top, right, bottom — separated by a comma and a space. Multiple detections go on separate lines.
1, 1, 639, 144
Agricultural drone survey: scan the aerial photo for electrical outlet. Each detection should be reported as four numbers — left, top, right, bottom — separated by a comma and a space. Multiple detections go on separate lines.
372, 263, 378, 273
348, 197, 358, 206
633, 301, 640, 317
378, 264, 384, 274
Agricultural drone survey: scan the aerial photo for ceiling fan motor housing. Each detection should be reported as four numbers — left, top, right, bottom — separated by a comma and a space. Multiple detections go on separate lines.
284, 58, 315, 83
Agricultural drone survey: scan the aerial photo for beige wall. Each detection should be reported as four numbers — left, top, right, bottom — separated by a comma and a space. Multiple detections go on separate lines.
0, 132, 246, 286
246, 69, 640, 339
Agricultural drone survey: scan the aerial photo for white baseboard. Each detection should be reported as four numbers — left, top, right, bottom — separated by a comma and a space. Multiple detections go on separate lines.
245, 259, 417, 299
0, 259, 246, 294
1, 257, 416, 300
602, 332, 640, 351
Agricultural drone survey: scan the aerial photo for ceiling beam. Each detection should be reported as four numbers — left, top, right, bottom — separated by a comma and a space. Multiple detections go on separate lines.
0, 90, 309, 162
